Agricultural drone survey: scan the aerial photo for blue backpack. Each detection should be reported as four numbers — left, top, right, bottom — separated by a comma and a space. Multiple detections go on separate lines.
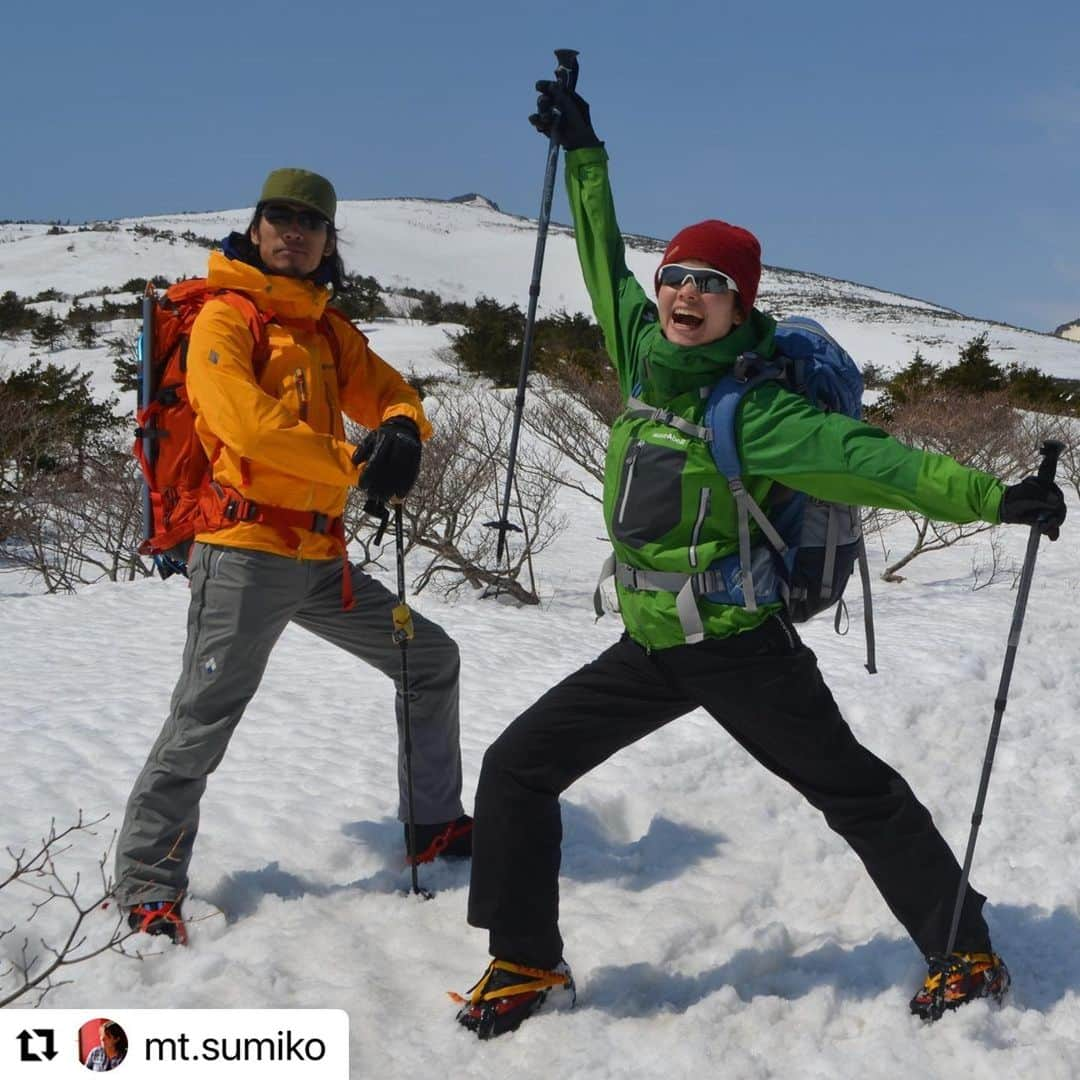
703, 316, 877, 672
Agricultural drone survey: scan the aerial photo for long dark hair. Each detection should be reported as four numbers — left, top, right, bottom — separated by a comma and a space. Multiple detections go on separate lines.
102, 1022, 128, 1059
241, 206, 346, 292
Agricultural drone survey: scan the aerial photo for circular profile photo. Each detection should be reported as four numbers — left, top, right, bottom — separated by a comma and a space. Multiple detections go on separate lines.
79, 1018, 127, 1071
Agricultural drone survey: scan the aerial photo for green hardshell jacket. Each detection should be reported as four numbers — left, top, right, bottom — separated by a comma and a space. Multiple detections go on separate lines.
565, 146, 1006, 650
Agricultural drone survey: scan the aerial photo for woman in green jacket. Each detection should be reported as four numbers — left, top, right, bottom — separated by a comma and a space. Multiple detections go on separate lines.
454, 83, 1066, 1039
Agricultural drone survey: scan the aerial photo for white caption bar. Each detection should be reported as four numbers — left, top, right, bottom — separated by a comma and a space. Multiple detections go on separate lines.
0, 1009, 348, 1078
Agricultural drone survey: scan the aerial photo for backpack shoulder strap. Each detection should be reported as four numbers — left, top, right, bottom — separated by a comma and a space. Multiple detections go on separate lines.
213, 290, 273, 379
703, 352, 785, 480
319, 306, 360, 369
623, 395, 711, 440
702, 352, 790, 612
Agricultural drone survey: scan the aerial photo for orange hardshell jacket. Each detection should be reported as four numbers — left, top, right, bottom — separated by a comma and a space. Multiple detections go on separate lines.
186, 251, 432, 560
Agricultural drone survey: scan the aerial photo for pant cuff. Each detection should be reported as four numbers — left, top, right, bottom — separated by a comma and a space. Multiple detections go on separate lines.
489, 929, 563, 971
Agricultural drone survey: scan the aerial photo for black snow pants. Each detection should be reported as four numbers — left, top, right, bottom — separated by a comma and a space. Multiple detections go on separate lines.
467, 613, 990, 969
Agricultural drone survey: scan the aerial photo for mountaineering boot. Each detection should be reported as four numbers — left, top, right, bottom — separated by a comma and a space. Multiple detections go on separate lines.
127, 900, 188, 946
909, 952, 1010, 1020
405, 814, 473, 864
452, 959, 575, 1039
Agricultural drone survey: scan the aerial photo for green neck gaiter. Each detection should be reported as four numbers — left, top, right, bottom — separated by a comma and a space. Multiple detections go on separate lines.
643, 308, 777, 401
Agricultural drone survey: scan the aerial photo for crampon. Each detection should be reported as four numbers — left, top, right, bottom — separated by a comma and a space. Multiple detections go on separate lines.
127, 899, 188, 946
406, 815, 473, 865
910, 952, 1010, 1021
451, 959, 575, 1039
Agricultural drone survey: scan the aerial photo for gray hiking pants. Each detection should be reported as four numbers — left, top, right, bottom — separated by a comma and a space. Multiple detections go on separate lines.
115, 542, 463, 903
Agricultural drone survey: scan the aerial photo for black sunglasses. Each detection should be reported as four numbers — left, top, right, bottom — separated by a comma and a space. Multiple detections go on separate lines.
657, 263, 738, 295
261, 204, 330, 232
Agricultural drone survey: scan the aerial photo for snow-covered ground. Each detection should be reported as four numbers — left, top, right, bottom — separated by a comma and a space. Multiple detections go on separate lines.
2, 447, 1078, 1077
2, 203, 1080, 1078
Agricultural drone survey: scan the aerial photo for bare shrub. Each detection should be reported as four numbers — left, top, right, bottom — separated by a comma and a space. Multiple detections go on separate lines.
0, 815, 140, 1008
970, 528, 1016, 592
3, 438, 150, 592
402, 381, 565, 604
519, 363, 620, 503
0, 391, 53, 543
883, 388, 1028, 476
870, 388, 1034, 581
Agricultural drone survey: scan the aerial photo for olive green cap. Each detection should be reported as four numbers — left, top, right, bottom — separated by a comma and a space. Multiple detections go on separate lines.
258, 168, 337, 224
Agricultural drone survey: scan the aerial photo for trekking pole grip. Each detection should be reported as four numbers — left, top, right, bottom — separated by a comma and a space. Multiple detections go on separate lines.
547, 49, 580, 151
1036, 440, 1065, 539
554, 49, 579, 93
1036, 440, 1064, 486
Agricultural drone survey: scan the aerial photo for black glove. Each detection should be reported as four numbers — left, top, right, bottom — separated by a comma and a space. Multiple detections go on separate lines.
352, 416, 422, 501
529, 81, 602, 151
999, 476, 1066, 540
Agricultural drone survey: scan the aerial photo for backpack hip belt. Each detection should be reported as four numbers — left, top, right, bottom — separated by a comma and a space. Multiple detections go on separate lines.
199, 483, 354, 610
594, 547, 788, 645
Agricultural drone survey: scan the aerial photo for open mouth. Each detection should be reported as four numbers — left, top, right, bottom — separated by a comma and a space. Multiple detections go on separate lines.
671, 311, 704, 330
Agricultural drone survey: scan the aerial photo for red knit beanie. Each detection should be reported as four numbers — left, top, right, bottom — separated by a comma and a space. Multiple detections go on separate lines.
655, 220, 762, 313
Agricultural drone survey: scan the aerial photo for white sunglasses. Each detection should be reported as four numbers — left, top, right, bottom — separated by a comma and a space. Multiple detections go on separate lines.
657, 264, 738, 295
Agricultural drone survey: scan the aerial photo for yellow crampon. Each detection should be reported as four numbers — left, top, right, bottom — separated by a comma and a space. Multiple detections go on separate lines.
917, 952, 995, 998
910, 950, 1010, 1021
448, 960, 572, 1006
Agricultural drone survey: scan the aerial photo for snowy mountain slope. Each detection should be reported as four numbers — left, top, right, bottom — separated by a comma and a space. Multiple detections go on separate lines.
3, 195, 1079, 384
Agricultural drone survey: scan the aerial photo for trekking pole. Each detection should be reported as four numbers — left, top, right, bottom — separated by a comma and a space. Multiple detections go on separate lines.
939, 440, 1064, 970
486, 48, 579, 564
390, 500, 433, 900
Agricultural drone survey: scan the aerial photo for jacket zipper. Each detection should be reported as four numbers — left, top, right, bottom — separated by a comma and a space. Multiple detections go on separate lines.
323, 381, 340, 438
688, 487, 711, 568
617, 441, 644, 525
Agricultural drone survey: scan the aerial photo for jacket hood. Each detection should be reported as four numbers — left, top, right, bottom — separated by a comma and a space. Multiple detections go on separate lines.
221, 231, 340, 288
207, 245, 331, 320
643, 308, 777, 400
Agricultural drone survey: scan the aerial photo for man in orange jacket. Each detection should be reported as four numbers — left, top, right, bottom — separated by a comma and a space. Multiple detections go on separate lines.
116, 169, 470, 942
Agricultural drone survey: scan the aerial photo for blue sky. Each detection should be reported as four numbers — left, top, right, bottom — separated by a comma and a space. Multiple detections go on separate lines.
4, 0, 1078, 334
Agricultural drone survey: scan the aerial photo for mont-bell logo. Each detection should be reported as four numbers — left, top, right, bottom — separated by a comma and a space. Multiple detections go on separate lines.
652, 431, 687, 448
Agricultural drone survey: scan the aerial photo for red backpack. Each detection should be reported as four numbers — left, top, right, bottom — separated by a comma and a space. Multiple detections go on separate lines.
133, 279, 353, 604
